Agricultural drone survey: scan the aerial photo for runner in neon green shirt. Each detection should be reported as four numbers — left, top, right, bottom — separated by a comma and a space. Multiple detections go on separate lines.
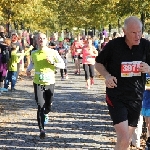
26, 33, 65, 139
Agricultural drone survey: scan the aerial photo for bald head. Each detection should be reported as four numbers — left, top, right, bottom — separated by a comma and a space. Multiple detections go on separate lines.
123, 16, 142, 48
123, 16, 142, 30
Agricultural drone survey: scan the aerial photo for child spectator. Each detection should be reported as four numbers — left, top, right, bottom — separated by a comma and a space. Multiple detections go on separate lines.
58, 48, 68, 80
4, 45, 18, 91
60, 55, 68, 80
4, 45, 33, 91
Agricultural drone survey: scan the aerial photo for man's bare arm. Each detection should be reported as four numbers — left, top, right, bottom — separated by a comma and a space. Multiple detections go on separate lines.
95, 62, 111, 79
95, 62, 117, 88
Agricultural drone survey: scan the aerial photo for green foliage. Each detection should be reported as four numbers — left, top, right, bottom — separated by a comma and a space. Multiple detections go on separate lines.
0, 0, 150, 32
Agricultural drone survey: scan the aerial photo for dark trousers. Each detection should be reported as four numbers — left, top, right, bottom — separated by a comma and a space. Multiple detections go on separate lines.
60, 69, 67, 78
33, 83, 55, 131
83, 64, 95, 80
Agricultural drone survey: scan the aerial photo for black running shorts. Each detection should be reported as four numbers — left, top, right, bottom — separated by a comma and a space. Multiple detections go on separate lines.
106, 94, 142, 127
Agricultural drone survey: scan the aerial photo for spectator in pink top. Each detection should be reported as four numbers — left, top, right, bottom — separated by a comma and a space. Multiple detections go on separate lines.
81, 38, 98, 89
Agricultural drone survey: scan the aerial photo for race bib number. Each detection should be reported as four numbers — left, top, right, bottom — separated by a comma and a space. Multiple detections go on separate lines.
121, 61, 141, 77
39, 72, 52, 82
76, 49, 82, 53
146, 76, 150, 87
86, 56, 92, 61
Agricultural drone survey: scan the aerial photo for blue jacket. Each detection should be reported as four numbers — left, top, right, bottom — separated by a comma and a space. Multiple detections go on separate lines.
142, 74, 150, 108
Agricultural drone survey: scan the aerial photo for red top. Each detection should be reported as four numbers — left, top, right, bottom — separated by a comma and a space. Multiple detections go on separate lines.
82, 46, 96, 65
72, 40, 83, 56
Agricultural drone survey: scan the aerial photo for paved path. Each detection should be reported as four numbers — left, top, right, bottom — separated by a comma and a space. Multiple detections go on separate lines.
0, 56, 145, 150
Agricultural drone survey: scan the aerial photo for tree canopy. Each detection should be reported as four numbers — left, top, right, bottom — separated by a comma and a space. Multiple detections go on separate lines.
0, 0, 150, 32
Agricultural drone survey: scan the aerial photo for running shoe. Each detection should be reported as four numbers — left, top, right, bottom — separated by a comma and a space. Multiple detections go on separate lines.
91, 79, 94, 85
44, 114, 49, 125
40, 130, 45, 139
1, 88, 8, 92
86, 84, 90, 89
61, 77, 65, 81
11, 88, 16, 92
87, 86, 90, 89
74, 70, 78, 74
65, 74, 69, 79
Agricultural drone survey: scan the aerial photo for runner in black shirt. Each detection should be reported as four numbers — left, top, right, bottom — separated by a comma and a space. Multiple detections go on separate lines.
95, 16, 150, 149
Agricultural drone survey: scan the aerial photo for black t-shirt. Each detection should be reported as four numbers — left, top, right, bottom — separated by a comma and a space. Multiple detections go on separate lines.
49, 41, 58, 50
49, 41, 56, 46
0, 43, 11, 63
0, 43, 10, 52
96, 37, 150, 101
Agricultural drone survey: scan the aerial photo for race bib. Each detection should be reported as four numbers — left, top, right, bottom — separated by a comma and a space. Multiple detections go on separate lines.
121, 61, 141, 77
39, 72, 53, 82
146, 76, 150, 87
76, 49, 82, 53
86, 56, 92, 61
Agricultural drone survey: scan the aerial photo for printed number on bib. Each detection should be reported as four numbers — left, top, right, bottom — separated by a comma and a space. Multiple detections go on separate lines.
121, 61, 141, 77
146, 77, 150, 87
86, 56, 92, 61
39, 73, 51, 82
76, 49, 82, 53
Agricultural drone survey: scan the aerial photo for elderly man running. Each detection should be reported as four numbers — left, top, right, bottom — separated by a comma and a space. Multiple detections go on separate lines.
95, 16, 150, 149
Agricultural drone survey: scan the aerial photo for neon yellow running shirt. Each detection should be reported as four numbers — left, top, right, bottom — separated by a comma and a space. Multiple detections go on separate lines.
31, 48, 57, 85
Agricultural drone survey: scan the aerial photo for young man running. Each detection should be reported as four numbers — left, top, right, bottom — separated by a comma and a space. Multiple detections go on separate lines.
26, 33, 65, 139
